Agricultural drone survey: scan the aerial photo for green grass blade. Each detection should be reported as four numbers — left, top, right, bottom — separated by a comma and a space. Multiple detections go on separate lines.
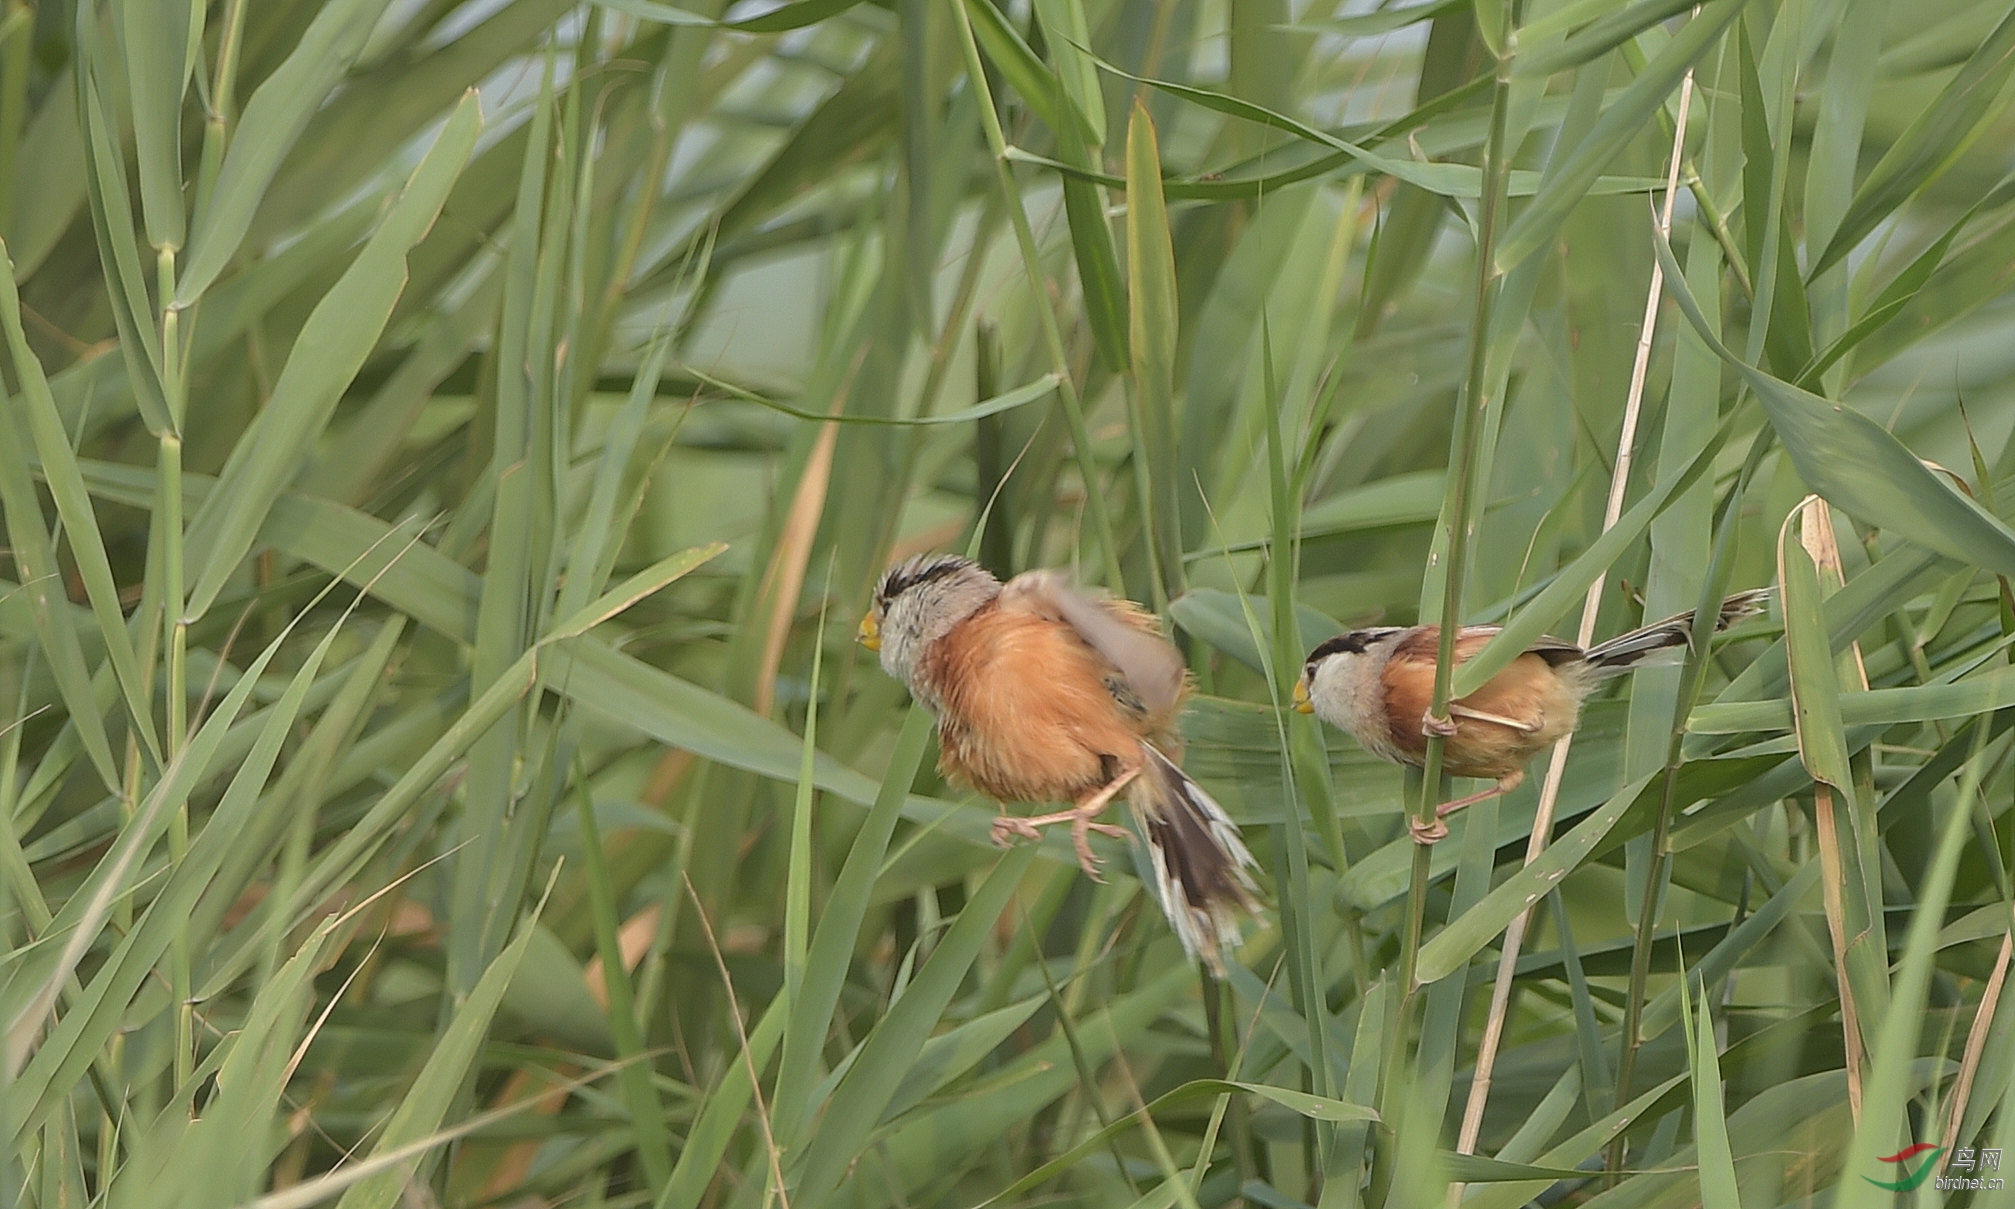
452, 67, 550, 986
6, 608, 350, 1148
0, 11, 20, 206
0, 374, 122, 796
789, 846, 1037, 1206
1090, 55, 1519, 200
182, 92, 481, 622
546, 545, 728, 643
1414, 774, 1655, 983
1056, 103, 1127, 373
881, 992, 1046, 1122
1778, 514, 1854, 792
773, 706, 935, 1143
1689, 669, 2015, 732
1679, 982, 1741, 1208
571, 755, 673, 1194
1638, 861, 1820, 1039
0, 257, 158, 763
1516, 0, 1710, 76
2, 572, 302, 1083
553, 326, 675, 623
659, 997, 787, 1208
175, 0, 394, 304
1494, 0, 1751, 273
963, 0, 1087, 143
1831, 725, 1995, 1209
73, 15, 169, 431
1800, 0, 1885, 261
1803, 184, 2012, 384
114, 0, 192, 253
1125, 100, 1185, 605
1448, 420, 1730, 698
782, 602, 824, 1021
128, 913, 342, 1207
674, 362, 1063, 427
1811, 5, 2015, 276
1654, 228, 2015, 579
333, 901, 548, 1209
1033, 0, 1105, 145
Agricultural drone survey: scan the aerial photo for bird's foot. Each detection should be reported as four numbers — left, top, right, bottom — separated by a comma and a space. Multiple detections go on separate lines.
1069, 817, 1132, 881
990, 815, 1044, 848
1408, 776, 1516, 846
995, 769, 1140, 879
991, 809, 1128, 877
1420, 710, 1460, 738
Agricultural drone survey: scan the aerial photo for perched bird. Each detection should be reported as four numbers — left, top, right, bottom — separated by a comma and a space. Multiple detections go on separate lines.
858, 553, 1261, 971
1294, 589, 1771, 844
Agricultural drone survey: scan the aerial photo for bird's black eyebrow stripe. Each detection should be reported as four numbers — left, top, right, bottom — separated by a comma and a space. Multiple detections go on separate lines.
1306, 631, 1372, 663
878, 556, 970, 602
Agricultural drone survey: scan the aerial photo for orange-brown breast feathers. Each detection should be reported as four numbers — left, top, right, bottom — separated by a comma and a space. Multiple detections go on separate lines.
925, 605, 1150, 804
1380, 626, 1583, 779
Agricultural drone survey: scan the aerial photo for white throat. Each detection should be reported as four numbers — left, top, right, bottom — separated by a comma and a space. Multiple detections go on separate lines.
1311, 646, 1404, 763
877, 565, 1001, 705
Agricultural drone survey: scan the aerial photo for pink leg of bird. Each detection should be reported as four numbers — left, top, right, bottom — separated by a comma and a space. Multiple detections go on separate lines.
1409, 769, 1527, 845
991, 767, 1140, 878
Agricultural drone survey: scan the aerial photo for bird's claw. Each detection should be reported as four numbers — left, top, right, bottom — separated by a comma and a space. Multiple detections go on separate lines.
990, 816, 1042, 848
992, 814, 1128, 880
1409, 815, 1451, 845
1072, 821, 1130, 880
1420, 710, 1460, 738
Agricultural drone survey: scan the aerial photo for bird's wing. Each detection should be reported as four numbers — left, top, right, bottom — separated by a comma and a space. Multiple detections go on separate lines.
1001, 571, 1186, 715
1520, 635, 1586, 667
1391, 624, 1504, 663
1393, 623, 1583, 668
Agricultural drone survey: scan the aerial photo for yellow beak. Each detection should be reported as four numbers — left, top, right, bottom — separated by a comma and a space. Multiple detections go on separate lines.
1291, 675, 1314, 714
856, 612, 882, 652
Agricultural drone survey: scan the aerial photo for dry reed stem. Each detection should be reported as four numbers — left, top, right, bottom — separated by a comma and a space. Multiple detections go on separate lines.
752, 389, 849, 717
1943, 926, 2014, 1155
1449, 65, 1698, 1197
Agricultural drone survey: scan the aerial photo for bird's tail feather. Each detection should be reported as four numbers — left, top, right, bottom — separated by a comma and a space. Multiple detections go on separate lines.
1583, 587, 1771, 675
1133, 743, 1261, 975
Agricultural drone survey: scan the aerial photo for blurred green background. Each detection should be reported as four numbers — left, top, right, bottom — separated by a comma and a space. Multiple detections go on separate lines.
4, 0, 2015, 1205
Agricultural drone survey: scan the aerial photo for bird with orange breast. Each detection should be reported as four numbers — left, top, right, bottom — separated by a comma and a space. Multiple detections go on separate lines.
858, 553, 1261, 973
1295, 590, 1770, 843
